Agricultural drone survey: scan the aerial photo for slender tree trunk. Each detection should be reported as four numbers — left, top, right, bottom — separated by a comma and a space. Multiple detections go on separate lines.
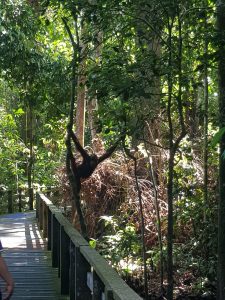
167, 149, 175, 300
217, 1, 225, 298
75, 25, 87, 147
167, 12, 186, 299
133, 160, 148, 299
203, 6, 209, 222
124, 146, 148, 299
66, 60, 88, 240
145, 122, 164, 290
87, 32, 102, 144
203, 63, 208, 221
27, 104, 33, 210
76, 71, 86, 146
166, 20, 174, 300
87, 98, 97, 141
62, 16, 88, 239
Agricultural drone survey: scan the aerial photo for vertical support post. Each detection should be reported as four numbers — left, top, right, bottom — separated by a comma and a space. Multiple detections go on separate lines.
52, 214, 60, 268
60, 226, 70, 295
70, 242, 75, 300
28, 187, 33, 210
93, 271, 105, 300
105, 290, 114, 300
75, 246, 92, 300
36, 192, 40, 219
43, 203, 48, 238
47, 207, 52, 251
39, 196, 43, 230
18, 188, 22, 212
7, 190, 13, 214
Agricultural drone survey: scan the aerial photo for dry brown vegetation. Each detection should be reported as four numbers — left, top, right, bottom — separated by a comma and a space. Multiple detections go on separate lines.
56, 150, 168, 247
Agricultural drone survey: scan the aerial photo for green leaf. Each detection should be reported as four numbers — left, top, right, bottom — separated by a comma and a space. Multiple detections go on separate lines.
89, 239, 97, 249
211, 127, 225, 147
14, 108, 25, 115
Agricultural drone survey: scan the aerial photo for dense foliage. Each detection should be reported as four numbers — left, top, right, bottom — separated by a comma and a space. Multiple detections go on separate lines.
0, 0, 224, 299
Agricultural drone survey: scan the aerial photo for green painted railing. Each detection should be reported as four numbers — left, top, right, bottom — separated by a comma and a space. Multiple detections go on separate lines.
36, 192, 143, 300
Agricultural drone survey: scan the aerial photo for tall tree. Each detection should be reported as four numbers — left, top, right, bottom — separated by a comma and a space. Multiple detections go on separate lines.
75, 22, 87, 147
217, 0, 225, 298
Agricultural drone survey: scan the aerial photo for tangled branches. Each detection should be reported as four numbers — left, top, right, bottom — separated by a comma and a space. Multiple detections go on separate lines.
57, 151, 168, 246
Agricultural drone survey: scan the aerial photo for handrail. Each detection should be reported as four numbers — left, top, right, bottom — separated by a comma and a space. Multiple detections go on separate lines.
36, 192, 143, 300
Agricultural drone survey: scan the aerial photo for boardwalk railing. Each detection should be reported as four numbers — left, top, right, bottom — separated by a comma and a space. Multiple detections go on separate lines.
36, 193, 143, 300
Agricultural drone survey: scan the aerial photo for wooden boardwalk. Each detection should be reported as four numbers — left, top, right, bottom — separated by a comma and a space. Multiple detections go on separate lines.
0, 211, 68, 300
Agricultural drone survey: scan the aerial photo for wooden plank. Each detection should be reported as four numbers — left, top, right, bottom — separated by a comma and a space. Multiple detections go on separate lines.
0, 212, 69, 300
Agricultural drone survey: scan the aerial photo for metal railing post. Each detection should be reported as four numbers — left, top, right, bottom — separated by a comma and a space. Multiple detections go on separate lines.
18, 188, 22, 212
52, 214, 60, 268
28, 187, 34, 210
60, 226, 70, 295
7, 190, 13, 214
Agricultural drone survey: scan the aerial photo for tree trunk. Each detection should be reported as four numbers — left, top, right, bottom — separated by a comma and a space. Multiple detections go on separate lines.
75, 72, 86, 146
167, 11, 186, 299
27, 104, 34, 210
167, 150, 175, 300
87, 33, 103, 149
203, 5, 209, 222
166, 20, 174, 300
75, 25, 87, 147
87, 98, 97, 141
145, 122, 164, 290
124, 146, 148, 299
217, 1, 225, 298
62, 16, 88, 239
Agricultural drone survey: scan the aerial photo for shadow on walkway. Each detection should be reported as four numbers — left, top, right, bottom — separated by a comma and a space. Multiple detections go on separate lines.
0, 212, 68, 300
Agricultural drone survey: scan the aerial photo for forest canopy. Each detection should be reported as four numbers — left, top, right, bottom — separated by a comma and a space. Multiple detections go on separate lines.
0, 0, 225, 299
